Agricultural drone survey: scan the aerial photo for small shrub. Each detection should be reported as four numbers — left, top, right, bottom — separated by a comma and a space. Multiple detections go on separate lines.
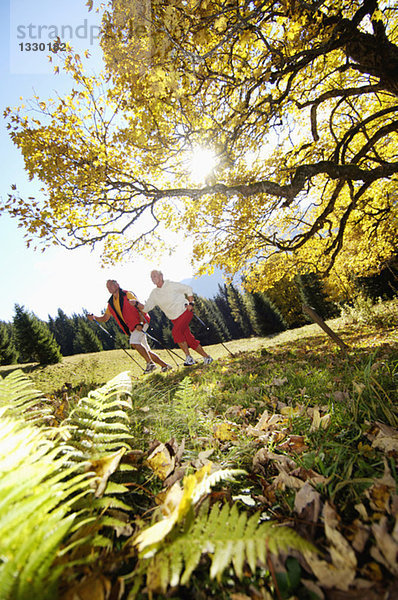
340, 295, 398, 328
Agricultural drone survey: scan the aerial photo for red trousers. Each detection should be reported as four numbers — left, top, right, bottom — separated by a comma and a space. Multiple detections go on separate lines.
171, 309, 200, 349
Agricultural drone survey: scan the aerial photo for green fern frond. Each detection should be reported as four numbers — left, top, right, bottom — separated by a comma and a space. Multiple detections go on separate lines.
173, 377, 196, 404
0, 415, 93, 600
63, 371, 133, 460
0, 370, 52, 425
133, 501, 316, 597
192, 468, 246, 503
0, 372, 137, 600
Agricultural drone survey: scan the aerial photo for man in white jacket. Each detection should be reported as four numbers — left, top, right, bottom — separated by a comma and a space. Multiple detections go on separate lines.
140, 270, 213, 366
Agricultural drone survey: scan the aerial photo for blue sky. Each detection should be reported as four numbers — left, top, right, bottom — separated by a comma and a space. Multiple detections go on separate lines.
0, 0, 215, 322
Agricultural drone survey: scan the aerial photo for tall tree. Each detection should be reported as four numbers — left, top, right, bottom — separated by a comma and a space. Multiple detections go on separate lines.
13, 305, 62, 364
146, 305, 174, 348
50, 309, 76, 356
0, 322, 19, 366
297, 273, 340, 320
74, 321, 103, 354
244, 292, 287, 336
214, 285, 243, 339
3, 0, 398, 296
261, 277, 308, 330
226, 285, 255, 339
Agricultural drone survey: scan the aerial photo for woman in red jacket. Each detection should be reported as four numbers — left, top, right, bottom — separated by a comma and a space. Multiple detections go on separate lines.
88, 280, 171, 374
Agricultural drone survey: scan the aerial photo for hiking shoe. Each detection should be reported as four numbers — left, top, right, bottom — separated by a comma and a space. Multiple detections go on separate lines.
161, 364, 172, 372
144, 362, 157, 374
203, 356, 214, 365
183, 355, 196, 366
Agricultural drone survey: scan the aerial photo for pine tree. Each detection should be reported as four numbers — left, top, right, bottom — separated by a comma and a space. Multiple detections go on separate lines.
50, 309, 76, 355
245, 292, 287, 336
146, 305, 172, 348
74, 320, 103, 354
193, 296, 230, 345
0, 322, 19, 365
355, 258, 398, 301
226, 284, 255, 338
207, 298, 231, 342
297, 273, 339, 320
13, 304, 62, 364
214, 285, 239, 339
190, 297, 213, 345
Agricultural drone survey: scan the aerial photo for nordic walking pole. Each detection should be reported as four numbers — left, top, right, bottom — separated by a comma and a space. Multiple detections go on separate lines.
193, 314, 235, 357
143, 329, 182, 367
91, 317, 146, 372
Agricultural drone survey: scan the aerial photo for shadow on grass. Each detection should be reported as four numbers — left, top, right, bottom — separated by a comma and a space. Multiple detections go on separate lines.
0, 362, 43, 377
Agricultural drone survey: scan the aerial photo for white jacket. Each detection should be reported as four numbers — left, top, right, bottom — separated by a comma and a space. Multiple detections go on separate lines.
144, 280, 193, 320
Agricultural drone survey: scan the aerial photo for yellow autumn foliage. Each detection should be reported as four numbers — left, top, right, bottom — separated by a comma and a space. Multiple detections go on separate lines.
2, 0, 398, 298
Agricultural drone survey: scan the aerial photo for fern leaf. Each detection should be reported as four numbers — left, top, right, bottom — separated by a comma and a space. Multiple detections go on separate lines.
139, 501, 316, 596
0, 370, 52, 425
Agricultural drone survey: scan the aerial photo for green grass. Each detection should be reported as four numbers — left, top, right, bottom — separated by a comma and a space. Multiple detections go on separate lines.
4, 309, 396, 394
1, 302, 398, 598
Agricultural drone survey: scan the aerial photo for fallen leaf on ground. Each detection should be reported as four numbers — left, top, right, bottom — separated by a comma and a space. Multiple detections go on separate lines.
269, 377, 288, 387
145, 443, 175, 480
61, 575, 111, 600
365, 460, 397, 514
347, 519, 370, 553
370, 516, 398, 576
252, 448, 297, 474
294, 482, 322, 523
366, 421, 398, 454
89, 447, 126, 497
304, 502, 357, 590
272, 471, 305, 490
276, 435, 308, 454
309, 407, 332, 431
213, 421, 237, 441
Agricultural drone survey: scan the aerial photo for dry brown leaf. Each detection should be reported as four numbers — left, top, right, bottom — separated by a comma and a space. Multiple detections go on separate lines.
365, 460, 396, 514
333, 390, 350, 402
191, 448, 215, 469
290, 466, 329, 486
252, 447, 297, 474
163, 466, 188, 487
267, 377, 288, 387
294, 482, 322, 523
258, 410, 285, 431
304, 502, 357, 590
347, 519, 370, 553
276, 435, 308, 454
301, 579, 325, 599
366, 421, 398, 454
370, 516, 398, 575
360, 561, 383, 582
89, 448, 126, 498
310, 407, 332, 431
61, 575, 111, 600
272, 471, 305, 490
354, 502, 369, 521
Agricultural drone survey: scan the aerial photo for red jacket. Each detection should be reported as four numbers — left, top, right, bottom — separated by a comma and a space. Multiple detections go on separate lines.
107, 289, 150, 335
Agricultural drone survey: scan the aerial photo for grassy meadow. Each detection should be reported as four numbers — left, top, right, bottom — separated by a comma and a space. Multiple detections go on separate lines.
1, 299, 398, 598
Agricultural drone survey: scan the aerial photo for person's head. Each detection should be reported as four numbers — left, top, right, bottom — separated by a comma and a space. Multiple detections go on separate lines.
106, 279, 120, 294
150, 270, 164, 288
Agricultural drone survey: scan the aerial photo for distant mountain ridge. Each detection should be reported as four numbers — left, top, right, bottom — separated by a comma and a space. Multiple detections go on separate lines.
181, 268, 240, 299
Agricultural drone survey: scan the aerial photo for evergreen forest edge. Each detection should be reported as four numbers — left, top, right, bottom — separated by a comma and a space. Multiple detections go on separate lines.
0, 266, 397, 367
